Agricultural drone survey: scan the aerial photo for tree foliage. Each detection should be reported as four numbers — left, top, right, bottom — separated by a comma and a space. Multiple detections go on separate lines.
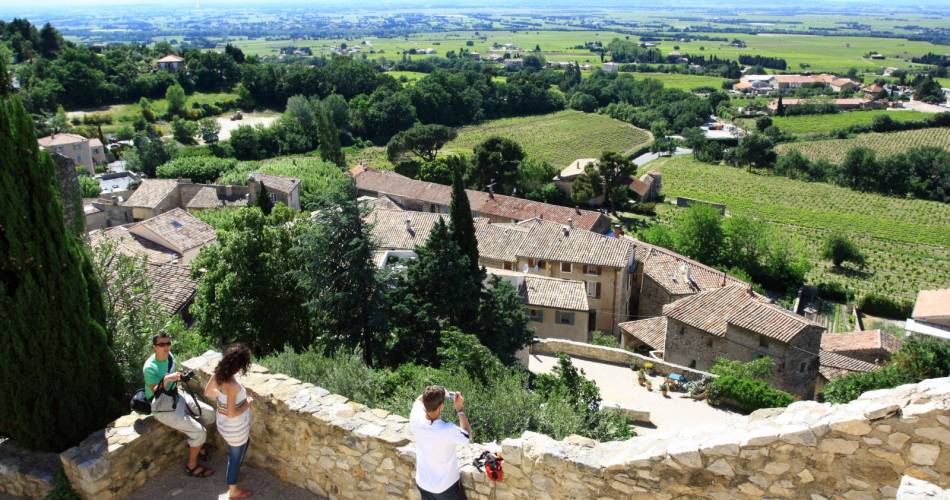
469, 136, 524, 193
156, 156, 236, 184
822, 232, 866, 268
0, 77, 125, 451
386, 123, 457, 163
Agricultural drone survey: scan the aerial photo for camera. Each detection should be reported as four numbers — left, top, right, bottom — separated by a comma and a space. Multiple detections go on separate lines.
180, 371, 195, 384
446, 391, 457, 402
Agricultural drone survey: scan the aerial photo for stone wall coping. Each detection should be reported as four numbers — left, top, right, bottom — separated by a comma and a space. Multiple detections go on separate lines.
530, 337, 714, 381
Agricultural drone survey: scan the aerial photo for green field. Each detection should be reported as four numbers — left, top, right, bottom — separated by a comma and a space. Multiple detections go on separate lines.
229, 29, 947, 74
776, 127, 950, 164
442, 110, 652, 167
643, 156, 950, 301
627, 72, 728, 91
744, 110, 932, 137
66, 92, 238, 134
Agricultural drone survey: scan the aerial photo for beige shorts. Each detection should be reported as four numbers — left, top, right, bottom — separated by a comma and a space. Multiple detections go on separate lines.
153, 394, 215, 448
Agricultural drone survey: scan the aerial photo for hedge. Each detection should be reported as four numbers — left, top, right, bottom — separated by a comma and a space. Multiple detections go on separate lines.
858, 293, 913, 319
711, 374, 794, 412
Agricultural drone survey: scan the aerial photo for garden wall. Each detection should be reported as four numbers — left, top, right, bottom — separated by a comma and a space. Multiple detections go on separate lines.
0, 439, 56, 498
529, 337, 713, 381
54, 352, 950, 499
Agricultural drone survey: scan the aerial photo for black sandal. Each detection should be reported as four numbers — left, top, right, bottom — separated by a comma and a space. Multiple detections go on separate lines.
198, 444, 213, 462
185, 464, 214, 478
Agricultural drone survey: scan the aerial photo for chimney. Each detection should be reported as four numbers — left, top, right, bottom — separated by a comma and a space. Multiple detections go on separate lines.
567, 217, 574, 229
721, 271, 727, 287
748, 283, 754, 297
488, 184, 495, 199
562, 226, 569, 237
613, 224, 623, 237
575, 205, 581, 215
405, 218, 416, 237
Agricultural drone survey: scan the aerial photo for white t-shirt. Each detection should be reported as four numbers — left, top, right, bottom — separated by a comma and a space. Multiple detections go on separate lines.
410, 400, 470, 494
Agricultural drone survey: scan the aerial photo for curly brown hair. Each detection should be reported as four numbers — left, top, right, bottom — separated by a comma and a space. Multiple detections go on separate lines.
214, 343, 252, 384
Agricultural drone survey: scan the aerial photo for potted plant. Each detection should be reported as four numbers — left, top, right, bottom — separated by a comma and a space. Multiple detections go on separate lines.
637, 369, 646, 386
645, 380, 652, 391
660, 382, 669, 397
644, 361, 655, 376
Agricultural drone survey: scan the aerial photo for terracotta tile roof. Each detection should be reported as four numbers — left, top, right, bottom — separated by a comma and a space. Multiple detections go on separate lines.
630, 178, 651, 198
912, 288, 950, 322
157, 54, 185, 63
366, 208, 451, 250
145, 262, 197, 314
37, 133, 88, 147
819, 350, 879, 381
89, 226, 180, 264
123, 179, 179, 209
820, 330, 901, 355
630, 238, 744, 295
184, 186, 230, 209
131, 208, 216, 254
513, 218, 633, 268
662, 285, 820, 343
350, 167, 608, 231
89, 138, 104, 148
476, 222, 531, 262
619, 316, 668, 350
522, 275, 589, 311
249, 172, 301, 195
558, 158, 597, 180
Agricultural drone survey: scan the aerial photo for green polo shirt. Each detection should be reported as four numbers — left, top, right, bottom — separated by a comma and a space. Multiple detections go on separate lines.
143, 354, 176, 399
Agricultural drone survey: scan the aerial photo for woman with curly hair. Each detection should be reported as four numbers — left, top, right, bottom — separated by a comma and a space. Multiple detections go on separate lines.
204, 344, 254, 499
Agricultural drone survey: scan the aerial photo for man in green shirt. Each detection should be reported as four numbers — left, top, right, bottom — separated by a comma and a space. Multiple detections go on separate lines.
144, 332, 215, 478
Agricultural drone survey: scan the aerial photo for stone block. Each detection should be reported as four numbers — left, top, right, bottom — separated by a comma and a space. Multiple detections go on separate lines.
819, 438, 860, 455
908, 443, 940, 466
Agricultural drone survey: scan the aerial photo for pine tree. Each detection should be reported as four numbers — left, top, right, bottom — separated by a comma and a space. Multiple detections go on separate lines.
0, 59, 125, 452
449, 167, 479, 272
256, 182, 274, 215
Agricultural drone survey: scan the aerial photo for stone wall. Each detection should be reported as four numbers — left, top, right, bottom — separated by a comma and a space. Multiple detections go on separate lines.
0, 438, 56, 498
50, 352, 950, 499
530, 337, 713, 381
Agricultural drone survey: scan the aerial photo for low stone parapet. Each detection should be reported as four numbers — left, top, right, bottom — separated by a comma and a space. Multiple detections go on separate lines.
530, 337, 713, 381
59, 412, 188, 499
0, 438, 57, 498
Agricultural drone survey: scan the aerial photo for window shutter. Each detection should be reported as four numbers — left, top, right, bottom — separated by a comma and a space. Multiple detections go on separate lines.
595, 282, 602, 299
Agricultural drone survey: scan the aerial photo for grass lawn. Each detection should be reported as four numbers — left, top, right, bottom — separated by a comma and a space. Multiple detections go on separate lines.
443, 110, 652, 168
776, 127, 950, 164
746, 110, 932, 137
626, 72, 728, 91
385, 71, 428, 86
642, 155, 950, 301
67, 92, 239, 135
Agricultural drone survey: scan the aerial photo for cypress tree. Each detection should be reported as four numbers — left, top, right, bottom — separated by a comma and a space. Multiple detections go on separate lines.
316, 101, 345, 168
256, 181, 274, 215
449, 166, 479, 272
0, 58, 125, 452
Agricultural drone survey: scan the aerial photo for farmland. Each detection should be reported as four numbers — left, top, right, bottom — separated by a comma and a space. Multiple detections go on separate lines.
628, 73, 728, 91
776, 128, 950, 164
744, 110, 932, 137
642, 155, 950, 301
442, 110, 652, 168
66, 91, 239, 134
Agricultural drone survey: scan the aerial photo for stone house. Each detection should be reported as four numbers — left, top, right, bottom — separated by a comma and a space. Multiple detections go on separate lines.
122, 179, 250, 222
553, 158, 599, 202
156, 54, 185, 72
90, 207, 217, 266
820, 329, 901, 365
647, 285, 824, 398
350, 166, 611, 233
488, 268, 590, 343
619, 315, 667, 355
366, 207, 634, 335
248, 172, 301, 211
628, 239, 747, 318
37, 133, 106, 175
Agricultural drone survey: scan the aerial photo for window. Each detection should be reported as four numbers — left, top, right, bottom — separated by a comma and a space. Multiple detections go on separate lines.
689, 360, 697, 368
583, 264, 601, 276
759, 336, 768, 348
528, 309, 543, 322
538, 260, 546, 270
705, 338, 713, 348
555, 311, 575, 325
678, 327, 685, 336
585, 281, 601, 299
799, 362, 807, 373
73, 144, 81, 150
503, 262, 513, 271
270, 193, 278, 202
76, 156, 82, 162
560, 262, 572, 273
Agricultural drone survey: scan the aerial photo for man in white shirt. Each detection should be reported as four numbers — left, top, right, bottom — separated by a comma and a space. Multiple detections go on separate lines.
410, 385, 473, 499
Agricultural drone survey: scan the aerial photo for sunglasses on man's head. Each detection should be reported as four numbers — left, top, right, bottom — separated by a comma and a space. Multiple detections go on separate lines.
155, 341, 172, 347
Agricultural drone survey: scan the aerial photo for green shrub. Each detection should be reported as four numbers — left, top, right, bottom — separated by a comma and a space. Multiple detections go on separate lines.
156, 156, 237, 184
817, 281, 852, 302
78, 176, 101, 198
713, 374, 794, 411
858, 293, 913, 319
590, 331, 619, 348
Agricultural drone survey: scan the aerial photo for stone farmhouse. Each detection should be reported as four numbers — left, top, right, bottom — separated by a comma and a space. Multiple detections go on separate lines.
814, 349, 879, 400
487, 268, 591, 343
767, 97, 884, 114
365, 207, 633, 335
37, 133, 107, 175
248, 172, 301, 210
734, 73, 860, 95
350, 165, 611, 233
553, 159, 662, 205
90, 207, 217, 266
620, 285, 825, 398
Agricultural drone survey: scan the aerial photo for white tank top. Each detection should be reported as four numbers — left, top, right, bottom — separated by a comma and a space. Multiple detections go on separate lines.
216, 380, 251, 446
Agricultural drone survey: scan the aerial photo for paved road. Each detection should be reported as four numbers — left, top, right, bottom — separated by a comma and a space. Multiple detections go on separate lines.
528, 353, 743, 436
633, 147, 692, 167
